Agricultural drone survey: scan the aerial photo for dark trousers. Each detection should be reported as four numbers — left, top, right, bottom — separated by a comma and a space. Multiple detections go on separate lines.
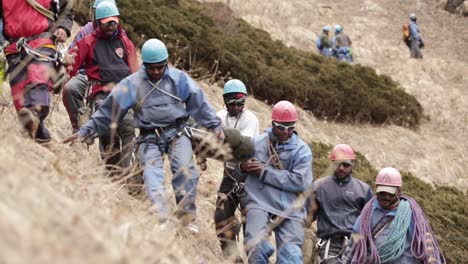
214, 168, 245, 257
62, 74, 88, 131
7, 50, 54, 141
93, 92, 135, 173
316, 236, 348, 264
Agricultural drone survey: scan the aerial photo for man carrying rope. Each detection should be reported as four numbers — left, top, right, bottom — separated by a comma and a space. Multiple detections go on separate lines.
305, 144, 373, 264
214, 79, 259, 263
231, 100, 313, 263
1, 0, 74, 143
343, 167, 445, 264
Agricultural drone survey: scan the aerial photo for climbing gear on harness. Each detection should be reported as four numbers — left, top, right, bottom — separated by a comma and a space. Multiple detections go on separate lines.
316, 236, 349, 263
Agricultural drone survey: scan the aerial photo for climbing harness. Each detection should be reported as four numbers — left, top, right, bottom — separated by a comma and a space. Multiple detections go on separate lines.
315, 236, 349, 263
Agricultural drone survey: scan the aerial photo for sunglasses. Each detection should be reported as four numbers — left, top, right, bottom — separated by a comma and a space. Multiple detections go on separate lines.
377, 192, 397, 198
273, 121, 295, 132
103, 21, 118, 27
146, 63, 167, 71
225, 98, 245, 106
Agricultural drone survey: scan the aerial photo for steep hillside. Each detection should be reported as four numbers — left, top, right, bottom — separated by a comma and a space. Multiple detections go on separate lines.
1, 0, 467, 262
201, 0, 468, 191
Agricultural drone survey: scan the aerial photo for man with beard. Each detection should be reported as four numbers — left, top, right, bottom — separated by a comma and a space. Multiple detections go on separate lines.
306, 144, 372, 263
343, 167, 445, 264
233, 100, 313, 264
66, 1, 138, 173
214, 79, 259, 263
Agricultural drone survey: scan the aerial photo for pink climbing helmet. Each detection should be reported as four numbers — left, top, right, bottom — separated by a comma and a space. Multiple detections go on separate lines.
271, 101, 298, 122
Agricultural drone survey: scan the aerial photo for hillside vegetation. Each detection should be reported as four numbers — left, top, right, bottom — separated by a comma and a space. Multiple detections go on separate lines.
75, 0, 423, 128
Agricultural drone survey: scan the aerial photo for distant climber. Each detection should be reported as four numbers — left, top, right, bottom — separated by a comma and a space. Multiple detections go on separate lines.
332, 24, 353, 63
214, 79, 259, 263
64, 38, 224, 234
342, 167, 446, 264
231, 100, 313, 264
316, 25, 332, 58
304, 144, 373, 264
1, 0, 74, 143
408, 13, 424, 59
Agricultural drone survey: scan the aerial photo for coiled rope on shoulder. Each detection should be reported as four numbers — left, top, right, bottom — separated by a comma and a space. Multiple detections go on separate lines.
351, 195, 446, 264
377, 199, 411, 263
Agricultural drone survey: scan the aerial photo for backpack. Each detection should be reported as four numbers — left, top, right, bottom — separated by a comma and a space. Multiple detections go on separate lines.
402, 23, 410, 42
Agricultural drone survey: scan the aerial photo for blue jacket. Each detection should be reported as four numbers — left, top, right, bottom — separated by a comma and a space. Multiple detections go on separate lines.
239, 128, 313, 221
79, 66, 221, 137
409, 22, 420, 41
345, 199, 419, 264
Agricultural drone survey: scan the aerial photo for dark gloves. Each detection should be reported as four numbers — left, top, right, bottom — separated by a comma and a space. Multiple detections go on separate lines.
240, 158, 264, 177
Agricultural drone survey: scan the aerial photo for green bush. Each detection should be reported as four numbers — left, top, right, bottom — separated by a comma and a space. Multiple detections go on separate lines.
310, 142, 468, 263
74, 0, 422, 128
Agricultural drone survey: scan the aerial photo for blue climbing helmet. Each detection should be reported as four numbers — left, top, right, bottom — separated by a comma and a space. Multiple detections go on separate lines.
95, 1, 119, 20
223, 79, 247, 95
93, 0, 116, 9
323, 25, 331, 32
335, 24, 343, 33
141, 39, 169, 63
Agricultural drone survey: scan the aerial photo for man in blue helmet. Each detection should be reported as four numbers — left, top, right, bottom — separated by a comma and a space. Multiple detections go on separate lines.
408, 13, 424, 59
64, 38, 223, 233
316, 25, 332, 58
65, 2, 138, 174
215, 79, 259, 262
62, 0, 116, 133
332, 24, 353, 63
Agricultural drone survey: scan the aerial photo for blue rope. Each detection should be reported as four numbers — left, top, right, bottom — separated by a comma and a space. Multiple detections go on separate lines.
377, 200, 412, 263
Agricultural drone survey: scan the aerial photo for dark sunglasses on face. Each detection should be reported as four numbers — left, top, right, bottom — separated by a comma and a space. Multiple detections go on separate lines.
273, 121, 295, 132
377, 192, 397, 198
103, 21, 118, 27
146, 63, 167, 71
225, 98, 245, 106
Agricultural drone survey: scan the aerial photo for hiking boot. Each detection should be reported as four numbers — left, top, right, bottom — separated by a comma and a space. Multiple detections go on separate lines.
186, 222, 199, 234
18, 107, 39, 139
233, 256, 244, 264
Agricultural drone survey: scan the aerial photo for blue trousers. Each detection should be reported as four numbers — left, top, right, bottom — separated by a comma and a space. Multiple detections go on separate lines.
137, 129, 199, 221
244, 208, 304, 264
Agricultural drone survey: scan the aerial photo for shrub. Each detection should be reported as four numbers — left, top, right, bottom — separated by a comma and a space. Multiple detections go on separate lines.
74, 0, 422, 128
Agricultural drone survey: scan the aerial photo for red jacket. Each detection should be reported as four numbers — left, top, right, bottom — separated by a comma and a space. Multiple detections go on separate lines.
1, 0, 74, 53
68, 25, 139, 99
